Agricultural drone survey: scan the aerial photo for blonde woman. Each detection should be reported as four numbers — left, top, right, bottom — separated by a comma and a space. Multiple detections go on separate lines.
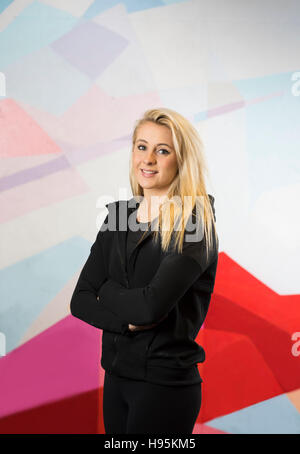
70, 108, 219, 434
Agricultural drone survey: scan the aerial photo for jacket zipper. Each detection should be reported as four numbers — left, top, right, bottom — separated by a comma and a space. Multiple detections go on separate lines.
112, 214, 150, 369
113, 242, 128, 370
112, 335, 118, 369
117, 237, 129, 288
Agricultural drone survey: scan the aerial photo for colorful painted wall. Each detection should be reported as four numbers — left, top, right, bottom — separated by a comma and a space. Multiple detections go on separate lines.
0, 0, 300, 434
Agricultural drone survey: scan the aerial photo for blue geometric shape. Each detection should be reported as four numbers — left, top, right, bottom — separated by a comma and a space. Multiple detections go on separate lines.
0, 70, 5, 98
122, 0, 165, 12
194, 111, 208, 122
233, 71, 300, 208
206, 393, 300, 434
0, 236, 92, 353
83, 0, 118, 18
234, 71, 295, 100
84, 0, 164, 19
0, 0, 14, 15
162, 0, 187, 4
0, 1, 78, 70
5, 46, 91, 116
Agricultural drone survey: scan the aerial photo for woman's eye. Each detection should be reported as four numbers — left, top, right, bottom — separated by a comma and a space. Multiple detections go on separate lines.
137, 145, 169, 155
157, 148, 170, 155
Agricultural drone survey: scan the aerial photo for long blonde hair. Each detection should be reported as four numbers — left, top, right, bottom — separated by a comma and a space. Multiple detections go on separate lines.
129, 107, 218, 259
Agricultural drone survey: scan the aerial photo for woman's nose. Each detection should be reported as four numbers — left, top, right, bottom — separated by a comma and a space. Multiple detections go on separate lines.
143, 150, 156, 164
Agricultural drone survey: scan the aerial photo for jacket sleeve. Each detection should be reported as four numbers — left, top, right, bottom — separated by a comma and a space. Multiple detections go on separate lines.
70, 217, 129, 335
98, 216, 219, 326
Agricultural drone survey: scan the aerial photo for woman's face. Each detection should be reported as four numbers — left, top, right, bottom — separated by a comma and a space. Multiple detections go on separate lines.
132, 121, 178, 196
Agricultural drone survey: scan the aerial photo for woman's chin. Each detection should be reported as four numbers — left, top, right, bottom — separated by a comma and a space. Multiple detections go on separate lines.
137, 179, 157, 189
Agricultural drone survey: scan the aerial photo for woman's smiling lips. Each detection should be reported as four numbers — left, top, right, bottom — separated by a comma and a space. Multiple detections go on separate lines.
140, 169, 158, 178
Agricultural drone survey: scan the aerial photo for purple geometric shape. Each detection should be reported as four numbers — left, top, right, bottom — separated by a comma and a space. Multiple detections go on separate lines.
51, 20, 129, 79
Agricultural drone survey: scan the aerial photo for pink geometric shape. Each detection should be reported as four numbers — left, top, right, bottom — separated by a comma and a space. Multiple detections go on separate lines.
0, 163, 89, 223
0, 315, 103, 419
1, 154, 63, 180
60, 84, 162, 146
193, 423, 227, 434
0, 98, 62, 157
21, 86, 162, 146
0, 155, 70, 191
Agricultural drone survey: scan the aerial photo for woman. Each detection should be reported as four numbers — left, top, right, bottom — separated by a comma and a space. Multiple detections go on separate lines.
70, 107, 219, 434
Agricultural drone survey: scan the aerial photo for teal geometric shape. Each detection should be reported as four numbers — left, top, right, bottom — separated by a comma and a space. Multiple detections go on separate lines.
122, 0, 164, 11
0, 0, 14, 15
0, 1, 78, 69
0, 236, 92, 354
5, 46, 91, 116
206, 393, 300, 434
194, 111, 208, 122
234, 71, 297, 100
162, 0, 187, 4
84, 0, 164, 18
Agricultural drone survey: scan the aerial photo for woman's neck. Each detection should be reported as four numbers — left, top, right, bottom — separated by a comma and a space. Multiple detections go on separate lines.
137, 195, 166, 223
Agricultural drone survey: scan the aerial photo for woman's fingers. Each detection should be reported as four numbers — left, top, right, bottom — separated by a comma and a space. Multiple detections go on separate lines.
128, 313, 169, 331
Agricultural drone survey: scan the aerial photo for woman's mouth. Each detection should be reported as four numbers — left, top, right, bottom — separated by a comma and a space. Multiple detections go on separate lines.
140, 169, 158, 178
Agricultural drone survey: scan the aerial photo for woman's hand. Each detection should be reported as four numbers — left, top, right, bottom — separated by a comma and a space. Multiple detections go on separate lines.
128, 322, 157, 332
128, 313, 168, 332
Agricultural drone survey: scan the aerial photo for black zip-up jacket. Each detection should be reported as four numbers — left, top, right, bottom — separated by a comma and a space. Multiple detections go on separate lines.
70, 195, 219, 386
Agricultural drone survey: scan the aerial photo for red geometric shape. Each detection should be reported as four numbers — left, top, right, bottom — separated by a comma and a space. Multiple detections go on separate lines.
194, 251, 300, 422
0, 251, 299, 432
197, 329, 282, 422
0, 389, 100, 434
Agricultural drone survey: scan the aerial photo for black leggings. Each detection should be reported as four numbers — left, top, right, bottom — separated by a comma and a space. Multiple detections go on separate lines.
102, 371, 202, 434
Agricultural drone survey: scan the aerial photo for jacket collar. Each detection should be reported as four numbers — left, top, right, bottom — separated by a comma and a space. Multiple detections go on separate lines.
104, 194, 215, 275
105, 197, 154, 276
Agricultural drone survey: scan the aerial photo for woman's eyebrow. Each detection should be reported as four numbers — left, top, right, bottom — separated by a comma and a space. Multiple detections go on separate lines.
136, 139, 173, 149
